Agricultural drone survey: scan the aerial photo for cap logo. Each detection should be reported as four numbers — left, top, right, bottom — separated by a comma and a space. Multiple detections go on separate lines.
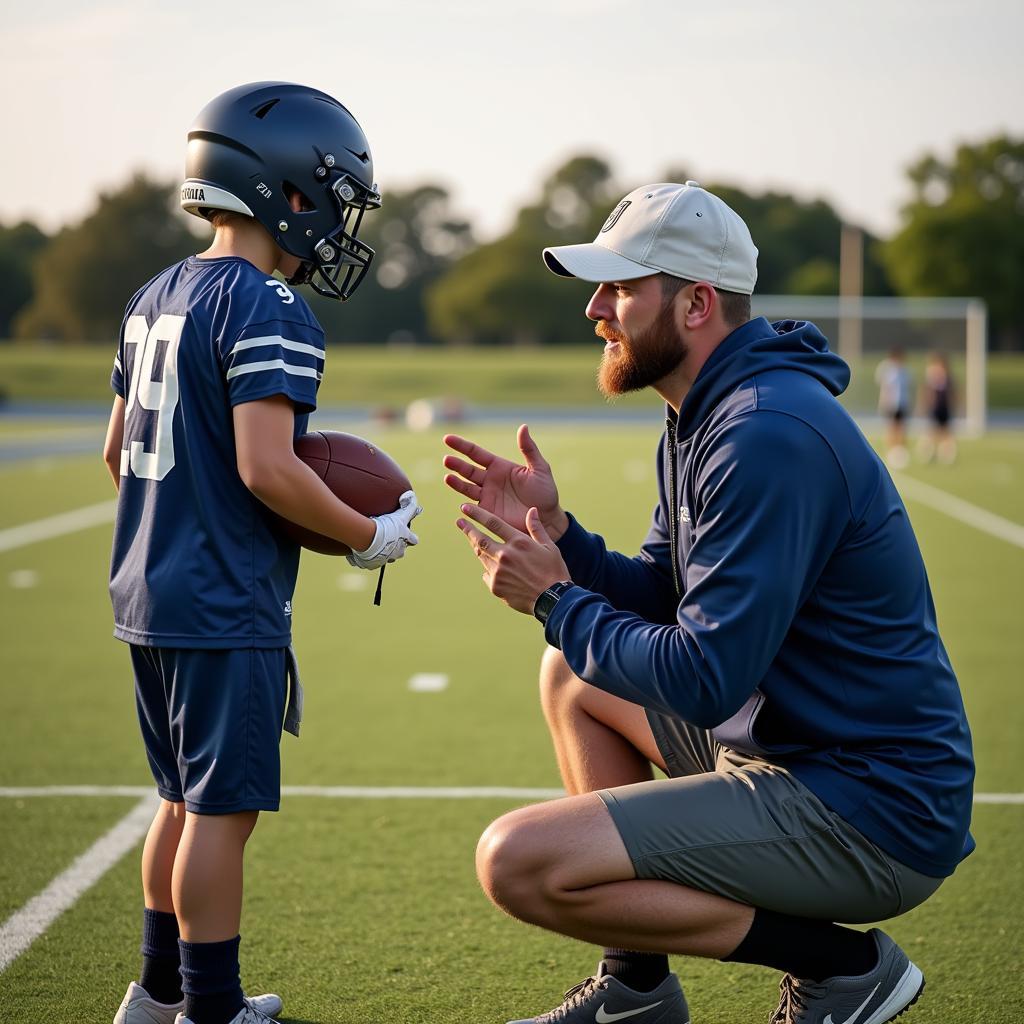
601, 200, 631, 233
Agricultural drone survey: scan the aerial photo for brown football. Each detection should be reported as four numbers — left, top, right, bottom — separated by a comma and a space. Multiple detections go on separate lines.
273, 430, 412, 555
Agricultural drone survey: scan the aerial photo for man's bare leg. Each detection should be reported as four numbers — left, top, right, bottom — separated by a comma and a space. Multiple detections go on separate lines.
529, 647, 753, 990
539, 645, 666, 793
478, 792, 753, 957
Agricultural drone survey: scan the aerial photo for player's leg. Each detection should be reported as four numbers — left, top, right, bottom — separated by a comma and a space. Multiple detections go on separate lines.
142, 799, 186, 912
166, 648, 288, 1024
114, 648, 190, 1024
136, 800, 187, 1004
172, 811, 259, 940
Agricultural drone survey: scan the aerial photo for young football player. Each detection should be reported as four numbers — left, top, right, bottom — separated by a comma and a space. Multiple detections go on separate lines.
104, 82, 420, 1024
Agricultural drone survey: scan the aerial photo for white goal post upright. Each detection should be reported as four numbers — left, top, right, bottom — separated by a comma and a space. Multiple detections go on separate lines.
751, 295, 989, 436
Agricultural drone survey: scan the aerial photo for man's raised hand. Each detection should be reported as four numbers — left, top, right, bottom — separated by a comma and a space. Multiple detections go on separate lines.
443, 425, 568, 540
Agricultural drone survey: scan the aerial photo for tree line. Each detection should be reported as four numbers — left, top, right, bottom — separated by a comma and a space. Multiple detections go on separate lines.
2, 135, 1022, 349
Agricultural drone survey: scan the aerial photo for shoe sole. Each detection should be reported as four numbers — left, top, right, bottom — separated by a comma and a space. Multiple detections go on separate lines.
864, 963, 925, 1024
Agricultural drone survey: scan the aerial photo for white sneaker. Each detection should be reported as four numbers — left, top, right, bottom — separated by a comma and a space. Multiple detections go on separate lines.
113, 983, 183, 1024
175, 1002, 280, 1024
114, 982, 282, 1024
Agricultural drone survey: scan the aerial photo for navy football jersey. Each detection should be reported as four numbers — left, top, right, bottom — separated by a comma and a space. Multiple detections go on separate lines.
109, 255, 325, 648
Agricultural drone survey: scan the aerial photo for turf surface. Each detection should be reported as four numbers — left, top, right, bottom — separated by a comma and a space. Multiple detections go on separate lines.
0, 422, 1021, 1023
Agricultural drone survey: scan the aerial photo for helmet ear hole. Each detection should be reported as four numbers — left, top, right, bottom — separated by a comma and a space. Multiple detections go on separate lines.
283, 181, 316, 213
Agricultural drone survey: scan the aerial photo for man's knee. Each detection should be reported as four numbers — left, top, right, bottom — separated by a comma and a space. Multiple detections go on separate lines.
476, 807, 562, 922
539, 645, 587, 713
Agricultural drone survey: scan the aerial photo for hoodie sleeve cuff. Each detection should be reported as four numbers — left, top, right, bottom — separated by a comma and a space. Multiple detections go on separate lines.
555, 513, 601, 580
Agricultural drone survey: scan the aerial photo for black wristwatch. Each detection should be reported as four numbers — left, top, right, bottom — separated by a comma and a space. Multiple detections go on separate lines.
533, 581, 575, 626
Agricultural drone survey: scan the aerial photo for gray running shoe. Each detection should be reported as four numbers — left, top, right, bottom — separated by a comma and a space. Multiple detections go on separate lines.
768, 929, 924, 1024
507, 961, 689, 1024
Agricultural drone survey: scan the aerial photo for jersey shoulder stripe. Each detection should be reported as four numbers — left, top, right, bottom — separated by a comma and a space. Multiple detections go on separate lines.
226, 359, 322, 381
228, 335, 327, 360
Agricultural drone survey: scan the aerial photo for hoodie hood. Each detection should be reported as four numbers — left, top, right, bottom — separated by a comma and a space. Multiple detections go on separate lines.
674, 317, 850, 439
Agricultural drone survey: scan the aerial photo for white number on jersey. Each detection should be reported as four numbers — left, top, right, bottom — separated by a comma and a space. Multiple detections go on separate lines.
265, 278, 295, 304
120, 313, 185, 481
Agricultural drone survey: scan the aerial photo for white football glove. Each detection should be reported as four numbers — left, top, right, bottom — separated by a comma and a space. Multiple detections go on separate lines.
346, 489, 422, 570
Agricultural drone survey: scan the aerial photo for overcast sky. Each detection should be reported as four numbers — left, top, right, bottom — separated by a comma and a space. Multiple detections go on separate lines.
2, 0, 1021, 240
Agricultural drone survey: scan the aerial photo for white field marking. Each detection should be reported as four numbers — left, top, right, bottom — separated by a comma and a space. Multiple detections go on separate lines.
0, 793, 158, 973
8, 569, 39, 589
893, 474, 1024, 550
337, 572, 368, 592
0, 786, 1021, 803
408, 672, 449, 693
0, 500, 117, 554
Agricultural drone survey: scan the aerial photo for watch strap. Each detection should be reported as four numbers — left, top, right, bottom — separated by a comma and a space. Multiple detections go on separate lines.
533, 580, 575, 626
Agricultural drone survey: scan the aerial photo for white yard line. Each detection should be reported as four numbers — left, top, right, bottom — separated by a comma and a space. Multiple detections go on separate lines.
0, 500, 116, 554
0, 784, 1017, 974
0, 793, 158, 973
0, 785, 566, 800
893, 474, 1024, 550
408, 673, 450, 693
0, 785, 1020, 803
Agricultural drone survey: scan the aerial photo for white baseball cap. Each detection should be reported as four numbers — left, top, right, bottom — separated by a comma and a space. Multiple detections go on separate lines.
543, 181, 758, 295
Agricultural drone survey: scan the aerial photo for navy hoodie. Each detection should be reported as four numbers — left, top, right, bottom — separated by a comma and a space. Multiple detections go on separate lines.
546, 317, 974, 877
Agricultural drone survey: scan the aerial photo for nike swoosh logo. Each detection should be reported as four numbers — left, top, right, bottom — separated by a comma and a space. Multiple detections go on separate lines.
344, 146, 370, 163
595, 1000, 664, 1023
823, 983, 880, 1024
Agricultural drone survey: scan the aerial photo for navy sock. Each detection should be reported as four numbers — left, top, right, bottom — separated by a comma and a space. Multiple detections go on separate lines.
139, 908, 183, 1004
601, 949, 670, 992
722, 909, 878, 982
179, 935, 245, 1024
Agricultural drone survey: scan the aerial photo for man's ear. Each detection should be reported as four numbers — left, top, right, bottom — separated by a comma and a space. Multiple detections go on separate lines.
681, 282, 716, 329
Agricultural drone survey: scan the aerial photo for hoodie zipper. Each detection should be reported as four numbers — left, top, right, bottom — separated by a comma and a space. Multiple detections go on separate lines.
665, 419, 682, 597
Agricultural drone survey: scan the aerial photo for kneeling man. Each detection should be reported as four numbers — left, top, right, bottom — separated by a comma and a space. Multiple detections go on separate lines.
444, 183, 974, 1024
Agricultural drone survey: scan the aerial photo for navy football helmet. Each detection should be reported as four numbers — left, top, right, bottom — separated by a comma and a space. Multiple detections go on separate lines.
181, 81, 381, 300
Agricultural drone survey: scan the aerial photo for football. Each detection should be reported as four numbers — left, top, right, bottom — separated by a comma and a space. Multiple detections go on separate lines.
274, 430, 412, 555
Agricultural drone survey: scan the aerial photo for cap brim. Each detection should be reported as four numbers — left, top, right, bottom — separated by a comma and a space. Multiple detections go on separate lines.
542, 243, 656, 282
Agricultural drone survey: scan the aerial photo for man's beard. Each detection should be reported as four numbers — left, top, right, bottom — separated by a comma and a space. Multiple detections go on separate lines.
595, 299, 687, 397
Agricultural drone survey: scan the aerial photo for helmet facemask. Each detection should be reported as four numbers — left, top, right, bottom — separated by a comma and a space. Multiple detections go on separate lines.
288, 174, 381, 301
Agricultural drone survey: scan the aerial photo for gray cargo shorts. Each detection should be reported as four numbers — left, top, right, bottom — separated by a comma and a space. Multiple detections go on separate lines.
597, 711, 943, 924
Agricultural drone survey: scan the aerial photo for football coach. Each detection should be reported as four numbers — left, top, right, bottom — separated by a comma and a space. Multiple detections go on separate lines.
444, 182, 974, 1024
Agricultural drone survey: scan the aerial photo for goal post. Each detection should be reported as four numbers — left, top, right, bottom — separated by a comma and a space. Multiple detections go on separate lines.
751, 295, 989, 435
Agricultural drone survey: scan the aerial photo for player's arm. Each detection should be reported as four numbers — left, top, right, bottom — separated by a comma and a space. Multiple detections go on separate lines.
233, 395, 376, 551
102, 396, 125, 491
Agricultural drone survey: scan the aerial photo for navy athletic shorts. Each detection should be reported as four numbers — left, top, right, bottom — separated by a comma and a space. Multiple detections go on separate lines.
130, 645, 289, 814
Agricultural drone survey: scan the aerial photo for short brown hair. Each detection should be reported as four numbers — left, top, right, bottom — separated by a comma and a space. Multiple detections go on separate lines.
206, 209, 246, 229
660, 273, 751, 329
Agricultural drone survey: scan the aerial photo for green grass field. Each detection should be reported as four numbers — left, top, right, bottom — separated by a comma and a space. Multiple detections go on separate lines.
2, 344, 1023, 413
0, 420, 1022, 1023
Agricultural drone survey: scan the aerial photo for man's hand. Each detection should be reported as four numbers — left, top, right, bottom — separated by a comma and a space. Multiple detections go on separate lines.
456, 502, 571, 615
444, 425, 568, 541
347, 490, 422, 570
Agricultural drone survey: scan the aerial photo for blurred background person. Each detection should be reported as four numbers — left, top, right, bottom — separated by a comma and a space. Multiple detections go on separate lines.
875, 348, 913, 469
918, 352, 957, 464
